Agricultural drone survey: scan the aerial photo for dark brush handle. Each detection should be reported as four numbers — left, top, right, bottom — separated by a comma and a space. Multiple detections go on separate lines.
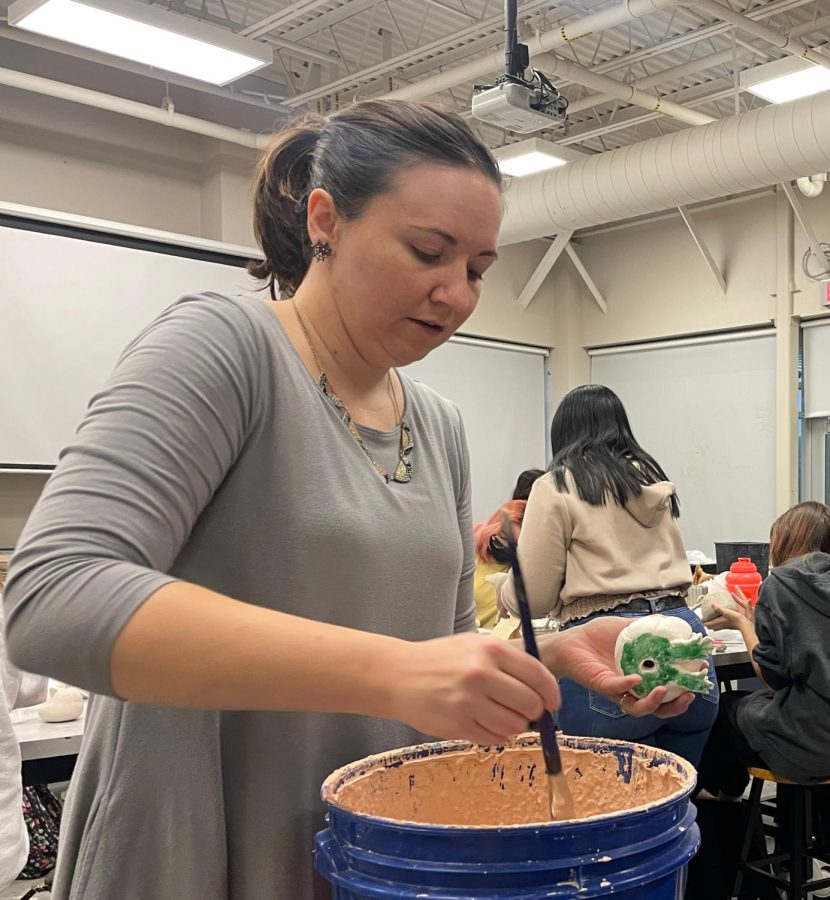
537, 709, 562, 776
501, 515, 563, 778
515, 585, 563, 776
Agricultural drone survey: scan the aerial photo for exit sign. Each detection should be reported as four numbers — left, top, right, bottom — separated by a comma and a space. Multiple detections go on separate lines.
823, 281, 830, 307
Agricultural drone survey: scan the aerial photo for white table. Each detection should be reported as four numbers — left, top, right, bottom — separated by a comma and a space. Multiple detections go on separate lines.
14, 707, 86, 784
711, 641, 753, 688
14, 710, 86, 762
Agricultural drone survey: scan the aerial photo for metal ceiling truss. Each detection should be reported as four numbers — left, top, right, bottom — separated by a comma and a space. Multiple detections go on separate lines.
2, 0, 830, 156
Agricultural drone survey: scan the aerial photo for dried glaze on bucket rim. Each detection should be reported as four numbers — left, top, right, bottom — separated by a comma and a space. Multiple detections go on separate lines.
320, 732, 697, 831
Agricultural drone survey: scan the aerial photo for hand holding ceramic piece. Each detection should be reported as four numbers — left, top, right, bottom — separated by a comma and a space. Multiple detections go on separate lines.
36, 684, 85, 722
483, 571, 509, 590
614, 614, 714, 702
700, 589, 740, 623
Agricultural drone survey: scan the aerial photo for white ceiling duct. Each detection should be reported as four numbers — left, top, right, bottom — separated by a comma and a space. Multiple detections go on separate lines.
499, 91, 830, 245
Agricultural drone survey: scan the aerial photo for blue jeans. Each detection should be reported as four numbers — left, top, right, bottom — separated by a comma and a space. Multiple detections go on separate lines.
557, 604, 719, 767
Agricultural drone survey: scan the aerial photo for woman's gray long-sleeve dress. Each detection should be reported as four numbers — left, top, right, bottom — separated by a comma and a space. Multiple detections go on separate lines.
4, 293, 476, 900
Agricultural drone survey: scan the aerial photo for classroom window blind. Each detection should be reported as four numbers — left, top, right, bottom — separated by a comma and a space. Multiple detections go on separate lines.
802, 321, 830, 419
405, 337, 548, 523
590, 330, 776, 557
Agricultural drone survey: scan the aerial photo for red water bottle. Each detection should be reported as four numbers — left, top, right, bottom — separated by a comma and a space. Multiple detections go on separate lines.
725, 557, 762, 605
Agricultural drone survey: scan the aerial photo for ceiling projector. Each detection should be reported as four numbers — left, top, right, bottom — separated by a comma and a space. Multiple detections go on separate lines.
471, 0, 568, 134
472, 77, 568, 133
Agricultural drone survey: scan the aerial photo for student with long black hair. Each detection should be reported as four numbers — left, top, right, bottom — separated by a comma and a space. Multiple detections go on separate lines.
500, 384, 718, 764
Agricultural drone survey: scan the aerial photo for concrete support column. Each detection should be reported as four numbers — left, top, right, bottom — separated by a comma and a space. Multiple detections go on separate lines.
548, 265, 591, 453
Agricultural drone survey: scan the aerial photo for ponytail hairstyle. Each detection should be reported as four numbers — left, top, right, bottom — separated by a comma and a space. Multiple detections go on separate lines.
549, 384, 680, 517
769, 501, 830, 567
249, 120, 323, 299
248, 99, 502, 298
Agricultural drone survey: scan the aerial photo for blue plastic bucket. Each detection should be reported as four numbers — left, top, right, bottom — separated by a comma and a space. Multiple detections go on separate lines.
314, 733, 698, 899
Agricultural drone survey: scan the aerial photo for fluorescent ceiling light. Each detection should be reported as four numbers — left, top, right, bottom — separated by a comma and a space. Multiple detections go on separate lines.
494, 138, 586, 177
8, 0, 273, 85
739, 55, 830, 104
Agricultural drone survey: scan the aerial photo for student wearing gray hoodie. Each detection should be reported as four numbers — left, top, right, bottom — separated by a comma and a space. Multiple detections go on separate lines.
499, 385, 719, 765
699, 501, 830, 793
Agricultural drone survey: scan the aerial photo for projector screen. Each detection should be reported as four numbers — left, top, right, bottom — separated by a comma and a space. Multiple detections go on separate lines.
0, 216, 259, 467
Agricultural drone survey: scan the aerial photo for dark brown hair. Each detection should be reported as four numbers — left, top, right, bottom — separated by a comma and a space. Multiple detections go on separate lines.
769, 500, 830, 567
248, 99, 502, 297
512, 468, 544, 501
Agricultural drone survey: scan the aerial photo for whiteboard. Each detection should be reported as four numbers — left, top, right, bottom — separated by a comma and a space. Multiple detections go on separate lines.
590, 331, 776, 557
1, 219, 259, 466
405, 338, 548, 523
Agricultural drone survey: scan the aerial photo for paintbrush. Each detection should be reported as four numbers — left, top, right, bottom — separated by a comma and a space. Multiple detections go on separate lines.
500, 513, 576, 821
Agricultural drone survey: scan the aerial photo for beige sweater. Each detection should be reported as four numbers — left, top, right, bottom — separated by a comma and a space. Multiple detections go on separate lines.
501, 471, 690, 625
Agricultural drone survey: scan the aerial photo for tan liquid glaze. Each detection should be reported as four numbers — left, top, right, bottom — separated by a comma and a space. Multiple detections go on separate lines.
330, 737, 687, 828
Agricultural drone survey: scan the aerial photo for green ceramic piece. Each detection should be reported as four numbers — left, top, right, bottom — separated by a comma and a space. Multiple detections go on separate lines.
619, 632, 714, 698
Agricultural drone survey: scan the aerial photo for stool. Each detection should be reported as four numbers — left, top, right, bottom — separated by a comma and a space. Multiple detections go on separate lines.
734, 767, 830, 900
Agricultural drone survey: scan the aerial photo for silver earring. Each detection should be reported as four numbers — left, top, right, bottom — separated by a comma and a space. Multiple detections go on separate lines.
311, 241, 331, 262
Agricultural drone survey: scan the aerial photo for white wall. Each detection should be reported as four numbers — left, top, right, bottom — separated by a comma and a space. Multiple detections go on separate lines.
0, 87, 211, 236
551, 189, 830, 358
557, 193, 774, 349
466, 240, 556, 347
549, 186, 830, 526
199, 153, 259, 245
0, 136, 203, 237
793, 186, 830, 317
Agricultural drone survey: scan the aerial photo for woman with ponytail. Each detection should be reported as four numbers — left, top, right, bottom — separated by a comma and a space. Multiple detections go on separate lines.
5, 103, 691, 900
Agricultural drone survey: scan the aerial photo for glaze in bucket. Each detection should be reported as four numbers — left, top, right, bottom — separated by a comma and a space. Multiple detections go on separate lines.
314, 733, 698, 899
